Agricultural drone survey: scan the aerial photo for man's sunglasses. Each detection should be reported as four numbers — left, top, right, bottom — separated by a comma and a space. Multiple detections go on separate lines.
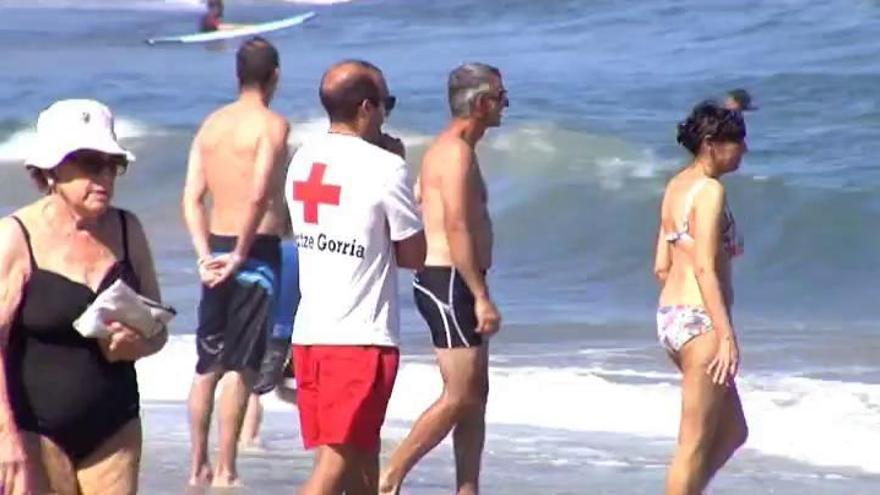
486, 89, 509, 106
384, 95, 397, 114
369, 95, 397, 115
69, 150, 128, 177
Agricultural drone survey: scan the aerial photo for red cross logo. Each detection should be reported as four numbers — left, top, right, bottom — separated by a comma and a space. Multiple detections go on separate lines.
293, 162, 341, 224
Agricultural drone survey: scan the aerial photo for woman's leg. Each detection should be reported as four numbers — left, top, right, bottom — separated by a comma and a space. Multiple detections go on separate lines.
76, 418, 142, 495
665, 332, 730, 495
20, 430, 78, 495
703, 383, 747, 487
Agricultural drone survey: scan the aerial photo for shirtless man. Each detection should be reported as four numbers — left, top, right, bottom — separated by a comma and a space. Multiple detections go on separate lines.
181, 36, 290, 488
379, 63, 508, 495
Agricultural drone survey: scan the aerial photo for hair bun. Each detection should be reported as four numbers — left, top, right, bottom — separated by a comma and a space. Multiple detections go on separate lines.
676, 119, 698, 154
676, 100, 746, 155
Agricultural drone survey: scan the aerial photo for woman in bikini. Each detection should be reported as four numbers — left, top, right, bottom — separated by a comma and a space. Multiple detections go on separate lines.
0, 99, 167, 495
654, 101, 748, 495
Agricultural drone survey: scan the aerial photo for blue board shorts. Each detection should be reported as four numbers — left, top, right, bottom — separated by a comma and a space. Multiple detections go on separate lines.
253, 240, 300, 394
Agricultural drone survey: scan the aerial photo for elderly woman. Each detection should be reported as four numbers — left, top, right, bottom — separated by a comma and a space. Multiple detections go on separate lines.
0, 100, 167, 495
654, 101, 749, 495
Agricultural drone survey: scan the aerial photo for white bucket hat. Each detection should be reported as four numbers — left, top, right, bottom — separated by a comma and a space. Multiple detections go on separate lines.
24, 99, 135, 170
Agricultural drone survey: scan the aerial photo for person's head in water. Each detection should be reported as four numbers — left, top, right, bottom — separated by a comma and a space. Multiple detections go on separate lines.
207, 0, 224, 17
448, 63, 508, 128
723, 88, 757, 112
677, 100, 747, 176
319, 60, 395, 142
236, 37, 280, 102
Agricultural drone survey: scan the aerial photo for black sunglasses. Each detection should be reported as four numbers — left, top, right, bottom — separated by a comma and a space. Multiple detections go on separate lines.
384, 95, 396, 114
368, 95, 397, 115
487, 89, 509, 106
70, 151, 128, 177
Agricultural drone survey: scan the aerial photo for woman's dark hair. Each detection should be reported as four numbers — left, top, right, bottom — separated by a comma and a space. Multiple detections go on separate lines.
27, 166, 53, 194
676, 100, 746, 155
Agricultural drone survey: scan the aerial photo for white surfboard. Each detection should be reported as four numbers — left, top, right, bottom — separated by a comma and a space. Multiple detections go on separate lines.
146, 11, 316, 45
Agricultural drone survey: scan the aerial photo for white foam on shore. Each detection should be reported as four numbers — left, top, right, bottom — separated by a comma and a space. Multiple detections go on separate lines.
288, 116, 433, 152
280, 0, 356, 4
5, 0, 203, 11
0, 118, 156, 164
138, 336, 880, 474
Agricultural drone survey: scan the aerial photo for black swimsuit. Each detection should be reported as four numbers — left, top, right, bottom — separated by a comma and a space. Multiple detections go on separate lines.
5, 210, 141, 462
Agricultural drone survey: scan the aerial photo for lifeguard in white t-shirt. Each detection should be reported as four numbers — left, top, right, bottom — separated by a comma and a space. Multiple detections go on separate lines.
284, 59, 425, 494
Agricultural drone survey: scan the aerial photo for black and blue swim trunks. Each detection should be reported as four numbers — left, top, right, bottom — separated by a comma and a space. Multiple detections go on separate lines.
195, 234, 281, 374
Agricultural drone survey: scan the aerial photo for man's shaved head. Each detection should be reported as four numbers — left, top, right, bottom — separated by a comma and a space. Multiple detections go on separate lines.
319, 60, 384, 123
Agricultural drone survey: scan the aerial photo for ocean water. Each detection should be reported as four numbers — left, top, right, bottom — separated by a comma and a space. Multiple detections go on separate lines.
1, 0, 879, 493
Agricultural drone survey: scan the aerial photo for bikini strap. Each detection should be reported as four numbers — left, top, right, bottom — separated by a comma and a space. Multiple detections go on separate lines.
118, 209, 130, 262
10, 216, 37, 269
680, 178, 710, 229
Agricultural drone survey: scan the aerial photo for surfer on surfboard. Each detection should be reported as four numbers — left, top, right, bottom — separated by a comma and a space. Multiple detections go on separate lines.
200, 0, 241, 32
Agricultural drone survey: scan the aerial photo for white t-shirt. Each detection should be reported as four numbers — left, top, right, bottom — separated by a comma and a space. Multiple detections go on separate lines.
285, 133, 423, 347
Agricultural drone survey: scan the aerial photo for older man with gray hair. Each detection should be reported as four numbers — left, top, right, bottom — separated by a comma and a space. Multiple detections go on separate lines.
379, 62, 508, 495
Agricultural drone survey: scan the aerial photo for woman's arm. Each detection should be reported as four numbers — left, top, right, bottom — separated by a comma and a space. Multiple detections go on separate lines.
121, 211, 167, 357
654, 193, 672, 286
0, 218, 30, 462
691, 180, 739, 383
654, 228, 671, 286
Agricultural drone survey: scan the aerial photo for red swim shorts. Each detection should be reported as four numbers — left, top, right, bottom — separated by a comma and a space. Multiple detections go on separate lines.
293, 345, 399, 453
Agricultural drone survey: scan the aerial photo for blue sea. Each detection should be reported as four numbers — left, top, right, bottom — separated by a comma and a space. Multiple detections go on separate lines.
1, 0, 879, 493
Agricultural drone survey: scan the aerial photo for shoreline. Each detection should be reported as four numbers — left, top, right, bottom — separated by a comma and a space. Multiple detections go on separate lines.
139, 404, 880, 494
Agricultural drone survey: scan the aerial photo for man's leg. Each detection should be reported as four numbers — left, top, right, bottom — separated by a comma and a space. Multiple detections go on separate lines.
238, 393, 265, 451
190, 266, 230, 487
343, 449, 379, 495
452, 345, 489, 495
276, 349, 299, 405
276, 382, 298, 405
212, 369, 256, 487
299, 445, 355, 495
187, 369, 222, 486
379, 345, 488, 494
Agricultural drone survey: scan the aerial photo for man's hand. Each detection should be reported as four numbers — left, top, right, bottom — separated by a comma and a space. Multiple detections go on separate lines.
474, 295, 501, 336
198, 254, 242, 288
208, 253, 242, 287
197, 256, 221, 286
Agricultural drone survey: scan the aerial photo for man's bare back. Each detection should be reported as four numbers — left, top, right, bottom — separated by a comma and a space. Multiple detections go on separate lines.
419, 130, 493, 270
195, 100, 290, 236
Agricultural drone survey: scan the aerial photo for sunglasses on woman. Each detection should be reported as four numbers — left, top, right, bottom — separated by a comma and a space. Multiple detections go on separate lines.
69, 150, 128, 177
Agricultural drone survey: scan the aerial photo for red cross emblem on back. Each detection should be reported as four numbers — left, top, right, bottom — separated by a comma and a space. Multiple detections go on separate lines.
293, 162, 341, 224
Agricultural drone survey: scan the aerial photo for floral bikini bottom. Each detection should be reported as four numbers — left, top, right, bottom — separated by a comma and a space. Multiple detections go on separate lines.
656, 305, 713, 353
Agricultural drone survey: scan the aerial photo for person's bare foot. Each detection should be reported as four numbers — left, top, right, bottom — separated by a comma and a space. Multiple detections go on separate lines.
238, 436, 267, 454
378, 470, 401, 495
188, 463, 213, 487
212, 470, 243, 488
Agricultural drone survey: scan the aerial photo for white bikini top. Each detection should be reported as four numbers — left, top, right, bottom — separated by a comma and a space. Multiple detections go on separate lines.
665, 178, 743, 258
